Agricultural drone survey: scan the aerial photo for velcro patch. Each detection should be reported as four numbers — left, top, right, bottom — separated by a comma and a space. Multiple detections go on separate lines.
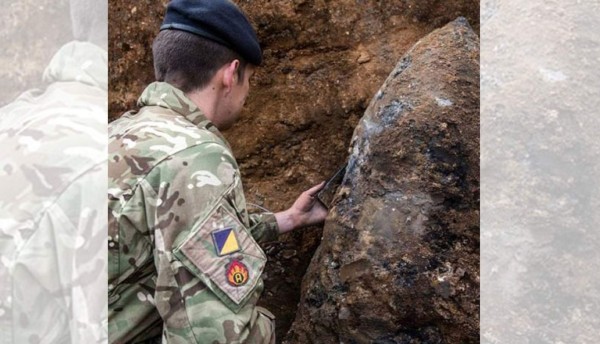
211, 227, 241, 256
226, 259, 249, 287
176, 205, 266, 307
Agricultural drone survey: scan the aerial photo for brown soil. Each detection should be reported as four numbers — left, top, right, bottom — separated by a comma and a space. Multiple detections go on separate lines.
109, 1, 479, 340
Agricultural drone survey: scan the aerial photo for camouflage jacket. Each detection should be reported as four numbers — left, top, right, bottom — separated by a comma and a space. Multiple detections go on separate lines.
0, 41, 108, 343
108, 82, 278, 343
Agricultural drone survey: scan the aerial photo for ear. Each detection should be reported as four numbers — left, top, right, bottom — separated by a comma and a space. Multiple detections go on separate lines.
222, 59, 240, 94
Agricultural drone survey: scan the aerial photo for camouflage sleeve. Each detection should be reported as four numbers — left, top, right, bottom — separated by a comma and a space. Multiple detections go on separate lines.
9, 164, 108, 344
247, 212, 279, 243
146, 141, 274, 343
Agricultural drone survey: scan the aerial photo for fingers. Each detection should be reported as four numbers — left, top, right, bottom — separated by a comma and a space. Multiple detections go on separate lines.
288, 182, 330, 228
305, 181, 326, 198
291, 182, 325, 213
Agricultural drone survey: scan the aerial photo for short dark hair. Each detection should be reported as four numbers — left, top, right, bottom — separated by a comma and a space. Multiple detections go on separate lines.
152, 30, 247, 93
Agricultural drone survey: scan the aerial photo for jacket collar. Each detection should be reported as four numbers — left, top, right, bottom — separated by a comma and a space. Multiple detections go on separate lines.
137, 81, 227, 142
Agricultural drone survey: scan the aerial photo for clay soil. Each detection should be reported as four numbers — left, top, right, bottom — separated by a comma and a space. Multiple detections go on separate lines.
109, 1, 479, 339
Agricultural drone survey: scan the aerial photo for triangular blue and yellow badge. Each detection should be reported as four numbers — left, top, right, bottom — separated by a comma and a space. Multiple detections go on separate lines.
211, 227, 241, 256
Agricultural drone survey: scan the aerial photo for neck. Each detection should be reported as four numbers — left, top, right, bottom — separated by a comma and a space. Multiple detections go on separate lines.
185, 85, 222, 127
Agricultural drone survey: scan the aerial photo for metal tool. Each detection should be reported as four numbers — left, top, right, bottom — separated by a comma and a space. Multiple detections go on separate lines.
317, 164, 347, 209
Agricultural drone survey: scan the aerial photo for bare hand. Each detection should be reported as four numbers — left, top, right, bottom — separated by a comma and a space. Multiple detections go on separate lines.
275, 182, 328, 234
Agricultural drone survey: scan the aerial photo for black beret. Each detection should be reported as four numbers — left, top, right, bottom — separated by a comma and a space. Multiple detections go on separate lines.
160, 0, 262, 65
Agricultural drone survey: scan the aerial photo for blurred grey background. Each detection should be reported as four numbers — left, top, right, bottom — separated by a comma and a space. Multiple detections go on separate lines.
481, 0, 600, 342
0, 0, 71, 106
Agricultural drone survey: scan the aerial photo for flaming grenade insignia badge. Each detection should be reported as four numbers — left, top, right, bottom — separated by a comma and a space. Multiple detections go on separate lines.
226, 259, 249, 287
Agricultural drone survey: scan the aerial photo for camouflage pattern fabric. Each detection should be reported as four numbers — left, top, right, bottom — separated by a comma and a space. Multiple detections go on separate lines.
0, 41, 108, 343
108, 82, 278, 343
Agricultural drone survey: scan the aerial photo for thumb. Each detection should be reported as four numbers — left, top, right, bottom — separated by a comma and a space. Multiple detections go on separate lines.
306, 181, 326, 198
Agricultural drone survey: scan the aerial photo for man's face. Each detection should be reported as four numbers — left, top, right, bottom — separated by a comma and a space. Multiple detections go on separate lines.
233, 64, 254, 115
221, 64, 254, 130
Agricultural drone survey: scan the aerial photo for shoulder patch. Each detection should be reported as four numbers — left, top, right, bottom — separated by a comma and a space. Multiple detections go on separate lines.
212, 227, 241, 256
175, 205, 266, 308
226, 259, 249, 287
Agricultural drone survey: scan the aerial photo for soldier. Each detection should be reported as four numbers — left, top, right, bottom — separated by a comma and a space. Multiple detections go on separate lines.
0, 0, 107, 343
108, 0, 327, 343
